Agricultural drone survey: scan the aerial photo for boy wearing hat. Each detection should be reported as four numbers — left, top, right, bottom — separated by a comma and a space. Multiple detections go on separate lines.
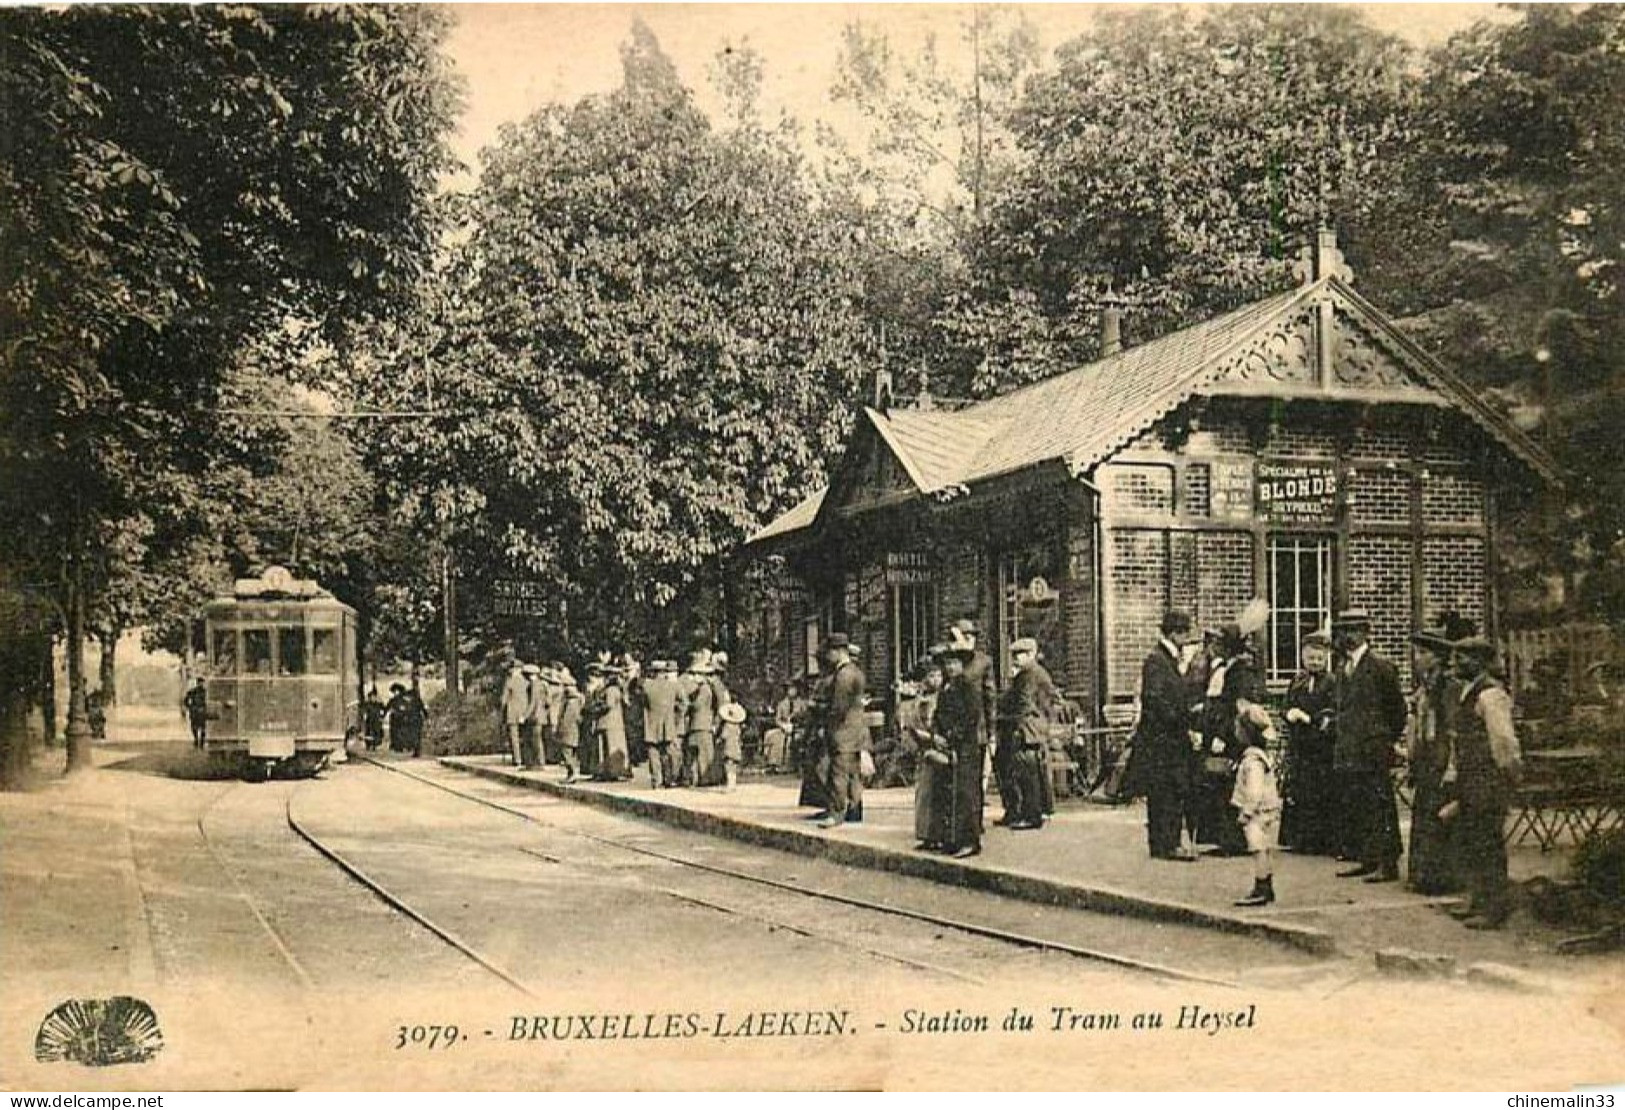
1445, 637, 1522, 928
1331, 608, 1408, 882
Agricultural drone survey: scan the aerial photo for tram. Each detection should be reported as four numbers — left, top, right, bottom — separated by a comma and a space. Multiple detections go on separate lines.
201, 566, 358, 779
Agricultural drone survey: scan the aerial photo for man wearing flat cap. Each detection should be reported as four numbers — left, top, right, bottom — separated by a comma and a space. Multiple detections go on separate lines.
818, 633, 870, 829
1446, 636, 1523, 928
1404, 626, 1461, 894
1331, 608, 1409, 882
995, 637, 1055, 830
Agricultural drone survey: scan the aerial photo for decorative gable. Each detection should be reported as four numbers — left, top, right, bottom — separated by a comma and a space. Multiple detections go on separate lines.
1207, 289, 1438, 404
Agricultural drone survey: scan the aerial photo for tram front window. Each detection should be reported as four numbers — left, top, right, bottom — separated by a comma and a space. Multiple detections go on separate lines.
212, 629, 237, 675
243, 628, 273, 675
310, 628, 339, 674
278, 627, 306, 676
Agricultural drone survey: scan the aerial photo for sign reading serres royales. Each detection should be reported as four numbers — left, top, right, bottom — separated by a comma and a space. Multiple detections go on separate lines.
492, 579, 549, 617
1256, 460, 1338, 523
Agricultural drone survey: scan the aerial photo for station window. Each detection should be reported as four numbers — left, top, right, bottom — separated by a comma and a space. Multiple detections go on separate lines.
1266, 534, 1334, 684
243, 628, 273, 675
897, 583, 936, 680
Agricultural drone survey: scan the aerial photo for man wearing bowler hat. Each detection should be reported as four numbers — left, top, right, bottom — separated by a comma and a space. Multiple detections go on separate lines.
1331, 608, 1409, 882
1446, 636, 1523, 928
818, 632, 869, 829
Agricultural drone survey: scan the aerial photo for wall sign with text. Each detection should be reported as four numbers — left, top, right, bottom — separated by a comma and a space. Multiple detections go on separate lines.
1256, 460, 1339, 524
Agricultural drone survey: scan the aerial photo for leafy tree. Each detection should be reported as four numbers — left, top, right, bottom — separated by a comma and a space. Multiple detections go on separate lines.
0, 6, 461, 773
952, 5, 1422, 395
369, 21, 870, 660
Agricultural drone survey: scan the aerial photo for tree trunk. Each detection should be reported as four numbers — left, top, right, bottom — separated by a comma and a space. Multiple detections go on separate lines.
0, 699, 31, 790
41, 635, 57, 748
64, 560, 93, 773
97, 627, 119, 707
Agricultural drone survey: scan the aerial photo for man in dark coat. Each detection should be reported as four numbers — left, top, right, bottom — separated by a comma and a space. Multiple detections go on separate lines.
1445, 637, 1523, 928
950, 619, 998, 818
183, 677, 208, 749
1137, 611, 1198, 860
818, 633, 869, 829
640, 660, 684, 789
1331, 609, 1409, 882
996, 637, 1054, 829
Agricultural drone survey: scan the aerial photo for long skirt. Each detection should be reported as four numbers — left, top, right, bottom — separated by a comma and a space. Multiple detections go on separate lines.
597, 729, 629, 780
1407, 776, 1458, 893
584, 731, 606, 777
943, 748, 984, 849
1194, 765, 1247, 854
1003, 747, 1048, 826
799, 750, 830, 809
762, 727, 789, 771
1280, 740, 1337, 854
914, 758, 945, 844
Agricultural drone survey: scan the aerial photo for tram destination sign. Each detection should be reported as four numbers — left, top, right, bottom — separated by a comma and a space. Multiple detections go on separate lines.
492, 578, 550, 618
1257, 460, 1338, 524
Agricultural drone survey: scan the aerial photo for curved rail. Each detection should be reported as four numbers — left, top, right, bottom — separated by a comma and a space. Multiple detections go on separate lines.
283, 784, 537, 998
194, 782, 316, 990
359, 755, 1243, 990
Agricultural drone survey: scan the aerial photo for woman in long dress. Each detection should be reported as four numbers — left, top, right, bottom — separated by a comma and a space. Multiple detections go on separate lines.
900, 653, 944, 849
1279, 632, 1338, 854
595, 668, 631, 780
1195, 626, 1262, 855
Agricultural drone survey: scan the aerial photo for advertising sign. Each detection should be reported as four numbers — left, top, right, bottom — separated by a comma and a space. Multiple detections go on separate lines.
1257, 460, 1339, 524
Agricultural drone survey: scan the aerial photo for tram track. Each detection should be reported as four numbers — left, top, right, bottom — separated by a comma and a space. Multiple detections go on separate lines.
356, 753, 1254, 989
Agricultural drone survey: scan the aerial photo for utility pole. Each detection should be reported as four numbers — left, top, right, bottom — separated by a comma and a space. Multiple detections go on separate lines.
441, 549, 459, 697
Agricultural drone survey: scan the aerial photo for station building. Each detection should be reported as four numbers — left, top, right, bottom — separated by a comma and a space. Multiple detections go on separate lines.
734, 234, 1559, 723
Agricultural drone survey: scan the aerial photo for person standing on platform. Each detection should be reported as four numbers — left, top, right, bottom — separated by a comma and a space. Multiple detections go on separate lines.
679, 651, 718, 788
1332, 609, 1408, 883
996, 637, 1054, 830
1279, 631, 1339, 855
500, 659, 530, 766
1194, 625, 1263, 855
934, 636, 985, 858
1444, 637, 1523, 929
798, 668, 834, 813
817, 633, 869, 829
622, 654, 647, 774
902, 649, 946, 851
1404, 628, 1459, 894
948, 619, 998, 815
1137, 612, 1199, 861
712, 653, 744, 790
580, 663, 607, 778
641, 660, 680, 789
554, 668, 584, 783
1232, 699, 1284, 906
762, 680, 799, 774
518, 664, 544, 769
594, 664, 631, 780
184, 677, 208, 749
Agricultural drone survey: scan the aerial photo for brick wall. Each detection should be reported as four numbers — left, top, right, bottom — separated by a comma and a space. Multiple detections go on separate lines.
1107, 529, 1168, 696
1421, 470, 1484, 526
1350, 468, 1411, 525
1064, 508, 1098, 710
1348, 534, 1415, 675
1423, 535, 1487, 634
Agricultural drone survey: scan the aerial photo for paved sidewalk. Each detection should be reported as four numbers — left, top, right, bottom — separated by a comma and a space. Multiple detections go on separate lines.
439, 754, 1593, 973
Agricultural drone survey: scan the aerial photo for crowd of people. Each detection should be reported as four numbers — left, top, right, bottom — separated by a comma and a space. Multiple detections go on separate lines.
1130, 606, 1524, 928
494, 648, 749, 788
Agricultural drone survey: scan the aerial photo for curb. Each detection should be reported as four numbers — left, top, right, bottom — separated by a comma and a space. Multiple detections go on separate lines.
439, 757, 1336, 957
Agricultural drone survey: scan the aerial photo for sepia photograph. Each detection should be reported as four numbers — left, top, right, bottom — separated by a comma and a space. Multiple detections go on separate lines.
2, 1, 1624, 1093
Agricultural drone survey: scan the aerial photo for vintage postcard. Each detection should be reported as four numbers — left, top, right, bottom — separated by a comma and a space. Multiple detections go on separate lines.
2, 2, 1624, 1093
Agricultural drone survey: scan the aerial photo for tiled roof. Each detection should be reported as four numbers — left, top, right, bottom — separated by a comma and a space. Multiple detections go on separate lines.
745, 487, 825, 545
744, 276, 1557, 546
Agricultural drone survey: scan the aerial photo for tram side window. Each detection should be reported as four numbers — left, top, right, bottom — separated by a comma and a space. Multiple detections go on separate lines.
212, 629, 237, 675
278, 627, 306, 676
243, 629, 273, 675
309, 628, 339, 674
